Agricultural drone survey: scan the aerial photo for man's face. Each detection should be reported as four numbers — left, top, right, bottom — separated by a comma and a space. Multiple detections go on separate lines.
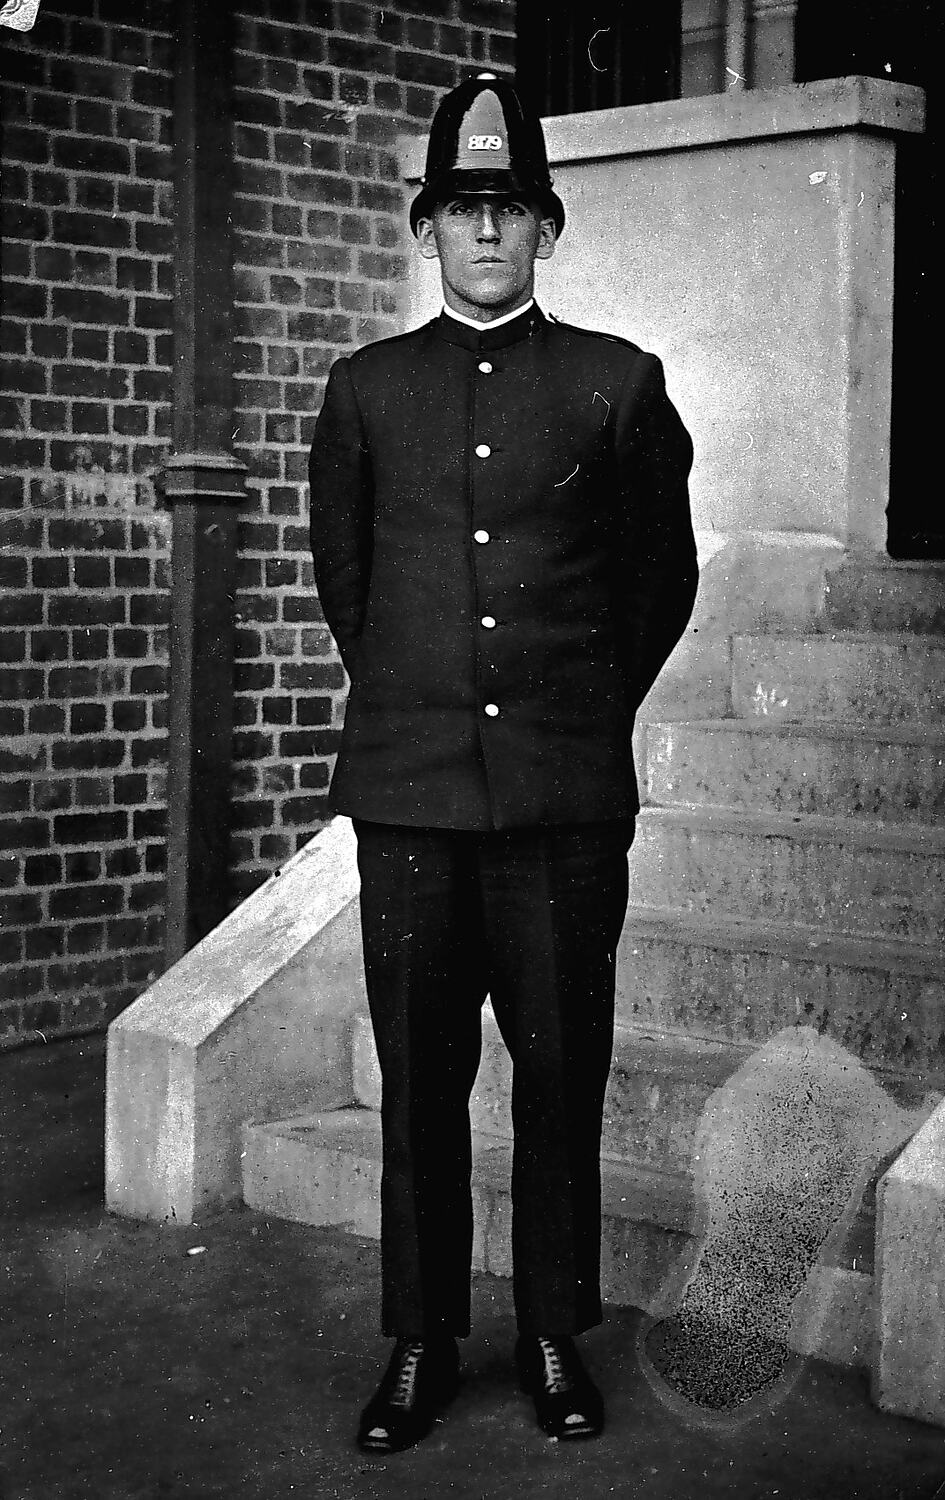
416, 194, 556, 321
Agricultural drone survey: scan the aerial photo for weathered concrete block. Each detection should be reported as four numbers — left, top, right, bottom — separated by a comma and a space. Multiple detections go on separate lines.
602, 1032, 746, 1174
106, 818, 363, 1223
645, 720, 945, 826
825, 559, 945, 635
629, 807, 945, 945
637, 531, 843, 722
617, 911, 945, 1082
733, 632, 945, 724
875, 1098, 945, 1426
788, 1265, 874, 1368
243, 1109, 382, 1241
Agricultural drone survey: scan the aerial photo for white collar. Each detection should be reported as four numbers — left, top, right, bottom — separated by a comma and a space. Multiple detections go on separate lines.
442, 299, 535, 331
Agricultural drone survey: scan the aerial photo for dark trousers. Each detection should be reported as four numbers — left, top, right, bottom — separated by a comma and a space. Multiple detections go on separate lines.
353, 818, 634, 1340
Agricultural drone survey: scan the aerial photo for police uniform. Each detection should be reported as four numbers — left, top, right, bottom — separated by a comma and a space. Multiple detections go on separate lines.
308, 77, 697, 1365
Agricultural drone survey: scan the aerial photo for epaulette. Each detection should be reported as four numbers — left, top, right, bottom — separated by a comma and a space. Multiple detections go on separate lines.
547, 311, 644, 355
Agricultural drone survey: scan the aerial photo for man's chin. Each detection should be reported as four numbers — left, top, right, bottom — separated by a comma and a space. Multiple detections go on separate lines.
452, 283, 529, 315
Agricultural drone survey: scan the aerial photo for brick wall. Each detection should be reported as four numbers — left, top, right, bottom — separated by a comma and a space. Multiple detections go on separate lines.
0, 0, 174, 1047
0, 0, 515, 1047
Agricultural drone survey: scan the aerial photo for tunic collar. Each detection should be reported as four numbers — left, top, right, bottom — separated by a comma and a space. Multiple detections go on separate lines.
434, 301, 545, 352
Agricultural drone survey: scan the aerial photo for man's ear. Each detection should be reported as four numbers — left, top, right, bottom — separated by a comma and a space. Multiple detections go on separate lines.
415, 218, 439, 261
535, 217, 557, 261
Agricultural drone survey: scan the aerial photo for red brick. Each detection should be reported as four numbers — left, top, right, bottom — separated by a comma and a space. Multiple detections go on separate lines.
28, 705, 66, 735
0, 634, 26, 663
51, 739, 127, 772
73, 629, 111, 661
0, 666, 43, 699
24, 926, 64, 961
53, 812, 129, 846
64, 922, 107, 954
53, 137, 131, 174
53, 209, 131, 249
0, 593, 43, 627
29, 629, 69, 662
49, 883, 124, 919
30, 325, 68, 358
31, 558, 69, 589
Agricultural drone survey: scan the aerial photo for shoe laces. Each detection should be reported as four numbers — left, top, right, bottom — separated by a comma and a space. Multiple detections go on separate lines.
389, 1340, 425, 1407
537, 1337, 572, 1392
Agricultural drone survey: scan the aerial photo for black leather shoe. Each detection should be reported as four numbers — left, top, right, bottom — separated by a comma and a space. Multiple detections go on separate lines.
356, 1337, 459, 1455
516, 1335, 604, 1440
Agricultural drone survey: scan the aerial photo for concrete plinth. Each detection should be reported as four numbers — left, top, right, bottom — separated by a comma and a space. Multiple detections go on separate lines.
875, 1100, 945, 1425
105, 818, 362, 1223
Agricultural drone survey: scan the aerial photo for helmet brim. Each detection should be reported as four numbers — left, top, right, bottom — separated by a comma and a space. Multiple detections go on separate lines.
409, 171, 565, 238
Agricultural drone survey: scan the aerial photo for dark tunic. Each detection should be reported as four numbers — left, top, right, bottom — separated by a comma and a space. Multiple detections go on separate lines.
308, 302, 697, 829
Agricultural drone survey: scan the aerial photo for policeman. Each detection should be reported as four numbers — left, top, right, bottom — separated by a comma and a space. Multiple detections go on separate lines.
308, 73, 698, 1454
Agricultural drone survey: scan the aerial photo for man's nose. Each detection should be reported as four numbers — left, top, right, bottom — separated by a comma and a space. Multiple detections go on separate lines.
476, 206, 501, 240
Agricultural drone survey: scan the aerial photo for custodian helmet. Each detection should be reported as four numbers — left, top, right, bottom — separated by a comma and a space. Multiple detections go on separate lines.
409, 73, 565, 238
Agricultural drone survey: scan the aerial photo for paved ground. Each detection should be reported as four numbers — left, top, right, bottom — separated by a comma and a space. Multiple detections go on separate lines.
1, 1037, 943, 1500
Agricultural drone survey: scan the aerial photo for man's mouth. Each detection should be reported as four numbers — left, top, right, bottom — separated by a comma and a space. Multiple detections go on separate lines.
473, 256, 505, 264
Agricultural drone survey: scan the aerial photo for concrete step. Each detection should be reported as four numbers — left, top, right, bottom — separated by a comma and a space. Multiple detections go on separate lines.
352, 1006, 935, 1184
242, 1107, 701, 1318
617, 908, 945, 1085
732, 632, 945, 725
628, 807, 945, 946
350, 1010, 752, 1177
241, 1105, 877, 1366
824, 560, 945, 635
644, 719, 945, 825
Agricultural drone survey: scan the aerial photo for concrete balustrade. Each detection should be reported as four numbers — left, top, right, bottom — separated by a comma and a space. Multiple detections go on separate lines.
105, 817, 362, 1223
875, 1102, 945, 1426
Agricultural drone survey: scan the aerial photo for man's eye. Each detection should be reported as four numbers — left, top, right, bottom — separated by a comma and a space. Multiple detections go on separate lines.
502, 203, 526, 216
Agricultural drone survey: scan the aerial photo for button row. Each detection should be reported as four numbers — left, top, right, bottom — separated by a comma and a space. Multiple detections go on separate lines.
474, 483, 497, 705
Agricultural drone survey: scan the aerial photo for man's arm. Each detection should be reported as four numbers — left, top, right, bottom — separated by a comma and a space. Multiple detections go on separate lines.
308, 357, 374, 675
612, 354, 698, 710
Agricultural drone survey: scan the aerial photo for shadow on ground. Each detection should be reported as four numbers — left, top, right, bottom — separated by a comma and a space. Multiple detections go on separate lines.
1, 1038, 943, 1500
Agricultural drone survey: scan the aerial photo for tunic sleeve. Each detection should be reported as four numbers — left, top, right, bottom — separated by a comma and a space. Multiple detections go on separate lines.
308, 357, 374, 676
612, 353, 698, 710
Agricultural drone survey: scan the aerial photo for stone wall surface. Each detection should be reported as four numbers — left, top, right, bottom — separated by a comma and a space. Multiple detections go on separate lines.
0, 0, 515, 1047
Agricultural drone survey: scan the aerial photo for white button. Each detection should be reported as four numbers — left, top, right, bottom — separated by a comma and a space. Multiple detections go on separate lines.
475, 443, 491, 458
484, 703, 499, 717
478, 361, 493, 374
473, 529, 490, 544
481, 615, 496, 629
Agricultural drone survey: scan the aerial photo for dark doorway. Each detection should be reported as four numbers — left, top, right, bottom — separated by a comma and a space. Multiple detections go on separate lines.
515, 4, 682, 118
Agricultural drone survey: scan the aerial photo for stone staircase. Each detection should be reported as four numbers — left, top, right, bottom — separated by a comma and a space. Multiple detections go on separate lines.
242, 557, 945, 1364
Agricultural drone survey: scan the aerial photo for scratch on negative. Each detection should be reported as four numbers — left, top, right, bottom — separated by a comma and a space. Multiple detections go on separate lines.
587, 27, 610, 73
592, 390, 611, 418
555, 463, 580, 487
